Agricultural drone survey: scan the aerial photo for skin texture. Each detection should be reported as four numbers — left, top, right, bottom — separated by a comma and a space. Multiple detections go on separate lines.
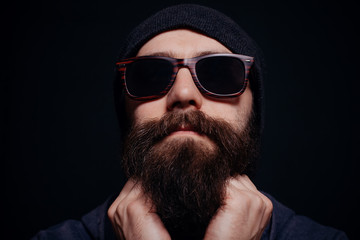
108, 29, 273, 240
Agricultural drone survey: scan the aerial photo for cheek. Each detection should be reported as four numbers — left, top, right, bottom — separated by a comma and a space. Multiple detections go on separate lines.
202, 104, 244, 125
201, 89, 253, 128
126, 98, 167, 124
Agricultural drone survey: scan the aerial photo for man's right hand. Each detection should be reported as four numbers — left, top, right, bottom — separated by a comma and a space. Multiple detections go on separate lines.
107, 179, 171, 240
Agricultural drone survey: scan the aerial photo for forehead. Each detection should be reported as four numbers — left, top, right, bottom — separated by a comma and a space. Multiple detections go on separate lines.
137, 29, 232, 58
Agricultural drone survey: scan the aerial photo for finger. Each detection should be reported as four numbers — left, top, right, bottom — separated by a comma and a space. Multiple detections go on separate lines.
117, 192, 170, 240
118, 179, 139, 201
108, 179, 139, 218
229, 175, 271, 211
230, 174, 257, 191
227, 175, 273, 230
236, 176, 273, 224
258, 193, 273, 229
110, 184, 150, 239
233, 180, 273, 231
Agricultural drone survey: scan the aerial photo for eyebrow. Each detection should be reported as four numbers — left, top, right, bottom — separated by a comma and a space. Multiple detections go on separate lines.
139, 50, 230, 58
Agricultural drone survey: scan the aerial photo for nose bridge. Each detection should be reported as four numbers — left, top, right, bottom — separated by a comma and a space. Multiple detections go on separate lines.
173, 58, 196, 85
166, 58, 202, 110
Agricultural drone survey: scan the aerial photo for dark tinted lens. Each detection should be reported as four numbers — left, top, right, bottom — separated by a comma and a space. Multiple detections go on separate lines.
195, 56, 245, 94
125, 59, 173, 97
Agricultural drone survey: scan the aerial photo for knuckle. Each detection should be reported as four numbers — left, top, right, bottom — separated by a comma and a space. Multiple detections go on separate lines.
107, 207, 114, 219
108, 201, 121, 219
243, 194, 255, 207
254, 194, 264, 206
245, 191, 263, 207
261, 195, 273, 208
125, 199, 141, 216
265, 199, 274, 215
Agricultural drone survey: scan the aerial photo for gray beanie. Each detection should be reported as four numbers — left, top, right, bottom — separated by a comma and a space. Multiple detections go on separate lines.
114, 4, 265, 135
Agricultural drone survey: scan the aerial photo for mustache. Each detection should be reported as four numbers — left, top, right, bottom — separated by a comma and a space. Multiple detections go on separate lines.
131, 110, 240, 149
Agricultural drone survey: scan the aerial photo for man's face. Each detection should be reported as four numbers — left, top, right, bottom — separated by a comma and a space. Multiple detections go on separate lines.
125, 29, 253, 138
122, 29, 256, 238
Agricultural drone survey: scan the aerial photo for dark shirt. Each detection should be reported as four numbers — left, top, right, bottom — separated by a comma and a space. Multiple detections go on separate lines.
31, 193, 348, 240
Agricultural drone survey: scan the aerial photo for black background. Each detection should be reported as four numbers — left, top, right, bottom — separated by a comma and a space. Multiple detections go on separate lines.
2, 0, 359, 239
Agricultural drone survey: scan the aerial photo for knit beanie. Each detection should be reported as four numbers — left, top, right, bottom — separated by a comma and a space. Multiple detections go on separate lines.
114, 4, 265, 136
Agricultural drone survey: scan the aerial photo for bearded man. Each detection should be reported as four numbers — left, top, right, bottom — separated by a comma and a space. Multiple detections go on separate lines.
32, 4, 348, 240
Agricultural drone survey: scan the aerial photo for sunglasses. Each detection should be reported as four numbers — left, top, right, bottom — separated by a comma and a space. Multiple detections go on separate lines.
116, 53, 254, 100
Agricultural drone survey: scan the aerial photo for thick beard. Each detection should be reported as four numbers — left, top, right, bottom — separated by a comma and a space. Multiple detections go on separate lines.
122, 110, 259, 239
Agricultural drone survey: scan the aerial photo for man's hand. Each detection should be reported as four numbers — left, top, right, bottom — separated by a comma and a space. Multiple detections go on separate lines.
107, 179, 171, 240
204, 175, 273, 240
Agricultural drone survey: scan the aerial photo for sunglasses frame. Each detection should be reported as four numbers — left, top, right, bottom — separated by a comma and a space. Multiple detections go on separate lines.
116, 53, 254, 100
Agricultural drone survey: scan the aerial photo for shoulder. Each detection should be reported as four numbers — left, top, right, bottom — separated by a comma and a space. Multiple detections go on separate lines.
261, 192, 348, 240
31, 219, 91, 240
31, 195, 117, 240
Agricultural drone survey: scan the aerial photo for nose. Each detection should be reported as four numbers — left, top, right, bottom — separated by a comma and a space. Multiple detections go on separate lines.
166, 68, 203, 111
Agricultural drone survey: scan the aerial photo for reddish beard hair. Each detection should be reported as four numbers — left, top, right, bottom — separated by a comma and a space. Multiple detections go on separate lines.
121, 110, 259, 239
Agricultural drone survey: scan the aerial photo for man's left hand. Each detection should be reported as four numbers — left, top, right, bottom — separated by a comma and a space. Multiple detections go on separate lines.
204, 175, 273, 240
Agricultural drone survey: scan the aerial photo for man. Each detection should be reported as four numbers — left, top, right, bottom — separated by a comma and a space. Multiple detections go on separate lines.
32, 4, 348, 240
